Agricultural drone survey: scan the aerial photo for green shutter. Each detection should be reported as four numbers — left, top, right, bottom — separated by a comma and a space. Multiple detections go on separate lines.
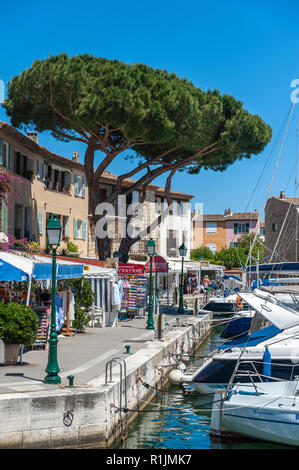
246, 223, 250, 233
8, 145, 13, 169
73, 218, 78, 238
234, 223, 238, 234
82, 220, 87, 240
1, 202, 8, 233
38, 211, 43, 235
0, 139, 4, 166
74, 175, 79, 196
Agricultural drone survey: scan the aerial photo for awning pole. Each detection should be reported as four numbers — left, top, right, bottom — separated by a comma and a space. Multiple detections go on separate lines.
19, 274, 33, 363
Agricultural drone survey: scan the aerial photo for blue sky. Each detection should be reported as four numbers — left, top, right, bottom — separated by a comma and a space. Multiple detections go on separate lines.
1, 0, 299, 218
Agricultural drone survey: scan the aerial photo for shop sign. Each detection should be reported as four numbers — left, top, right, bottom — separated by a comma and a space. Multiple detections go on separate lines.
145, 255, 168, 273
118, 263, 145, 275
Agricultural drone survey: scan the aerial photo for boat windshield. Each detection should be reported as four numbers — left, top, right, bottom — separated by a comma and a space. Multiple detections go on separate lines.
219, 324, 282, 350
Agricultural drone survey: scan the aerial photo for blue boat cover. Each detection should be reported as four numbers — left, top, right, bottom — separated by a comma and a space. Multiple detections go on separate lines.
0, 259, 29, 282
219, 324, 281, 350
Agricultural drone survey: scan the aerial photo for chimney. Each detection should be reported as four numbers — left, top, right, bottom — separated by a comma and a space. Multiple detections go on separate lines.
27, 132, 38, 144
280, 190, 286, 199
72, 152, 79, 162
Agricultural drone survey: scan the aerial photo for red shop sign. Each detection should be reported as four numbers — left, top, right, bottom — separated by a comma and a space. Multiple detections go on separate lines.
145, 255, 168, 273
118, 263, 145, 275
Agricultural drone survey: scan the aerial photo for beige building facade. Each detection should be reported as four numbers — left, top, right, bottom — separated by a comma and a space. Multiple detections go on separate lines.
0, 122, 89, 256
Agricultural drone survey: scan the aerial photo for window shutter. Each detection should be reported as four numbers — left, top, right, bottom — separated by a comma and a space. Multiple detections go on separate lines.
74, 175, 79, 196
82, 177, 86, 198
73, 218, 78, 238
8, 145, 13, 169
1, 202, 8, 234
234, 223, 238, 234
82, 220, 87, 240
38, 211, 43, 235
246, 223, 249, 233
0, 139, 4, 166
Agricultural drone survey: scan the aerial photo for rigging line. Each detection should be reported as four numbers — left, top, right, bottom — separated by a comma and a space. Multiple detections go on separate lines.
245, 103, 295, 213
243, 106, 296, 267
265, 101, 296, 206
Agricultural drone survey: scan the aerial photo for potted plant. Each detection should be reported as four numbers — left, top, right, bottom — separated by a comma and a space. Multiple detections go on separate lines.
0, 303, 38, 364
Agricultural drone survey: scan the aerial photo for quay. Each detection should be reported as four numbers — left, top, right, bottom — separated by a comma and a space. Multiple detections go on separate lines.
0, 311, 212, 449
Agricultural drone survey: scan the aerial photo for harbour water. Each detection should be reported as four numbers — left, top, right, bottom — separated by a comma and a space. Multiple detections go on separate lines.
111, 323, 289, 450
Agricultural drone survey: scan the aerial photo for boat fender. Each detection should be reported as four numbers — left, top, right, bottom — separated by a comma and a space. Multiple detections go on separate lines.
169, 369, 184, 385
263, 346, 271, 382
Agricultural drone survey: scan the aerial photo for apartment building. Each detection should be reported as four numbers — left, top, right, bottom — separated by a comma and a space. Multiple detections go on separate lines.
265, 190, 299, 262
0, 122, 89, 256
193, 208, 260, 254
0, 122, 194, 261
97, 172, 194, 261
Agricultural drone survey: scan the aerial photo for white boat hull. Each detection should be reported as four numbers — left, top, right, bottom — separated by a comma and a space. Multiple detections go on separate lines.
221, 383, 299, 446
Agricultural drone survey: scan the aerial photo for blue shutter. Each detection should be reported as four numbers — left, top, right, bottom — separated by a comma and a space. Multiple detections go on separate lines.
82, 177, 86, 198
74, 175, 79, 196
73, 218, 78, 238
38, 211, 43, 235
1, 202, 8, 233
8, 145, 13, 169
82, 220, 87, 240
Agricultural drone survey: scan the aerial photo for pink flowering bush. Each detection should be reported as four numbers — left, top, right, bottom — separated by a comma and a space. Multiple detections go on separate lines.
0, 171, 20, 204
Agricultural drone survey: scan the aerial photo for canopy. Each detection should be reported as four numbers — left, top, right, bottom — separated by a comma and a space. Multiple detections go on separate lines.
239, 290, 299, 330
145, 255, 168, 273
0, 252, 84, 282
246, 262, 299, 275
83, 264, 115, 279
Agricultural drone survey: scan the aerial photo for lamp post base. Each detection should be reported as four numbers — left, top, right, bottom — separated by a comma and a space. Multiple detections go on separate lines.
44, 373, 61, 385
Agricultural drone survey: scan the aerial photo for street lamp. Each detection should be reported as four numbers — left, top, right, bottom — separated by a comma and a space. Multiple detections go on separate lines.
146, 238, 155, 330
44, 214, 62, 384
178, 243, 187, 314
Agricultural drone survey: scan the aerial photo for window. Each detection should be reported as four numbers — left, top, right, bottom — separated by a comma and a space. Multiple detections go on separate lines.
230, 242, 239, 248
74, 175, 86, 198
272, 223, 278, 232
73, 218, 87, 240
0, 139, 6, 166
206, 243, 217, 254
206, 222, 217, 234
167, 229, 177, 257
233, 222, 249, 234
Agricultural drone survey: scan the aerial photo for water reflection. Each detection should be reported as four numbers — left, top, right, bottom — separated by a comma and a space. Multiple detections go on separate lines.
111, 324, 287, 450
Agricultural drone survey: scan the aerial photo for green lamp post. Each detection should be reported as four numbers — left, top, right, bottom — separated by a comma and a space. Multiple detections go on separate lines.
178, 243, 187, 314
44, 214, 62, 384
146, 238, 155, 330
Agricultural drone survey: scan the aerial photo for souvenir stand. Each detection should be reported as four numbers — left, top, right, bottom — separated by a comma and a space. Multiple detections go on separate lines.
117, 263, 147, 320
0, 252, 84, 354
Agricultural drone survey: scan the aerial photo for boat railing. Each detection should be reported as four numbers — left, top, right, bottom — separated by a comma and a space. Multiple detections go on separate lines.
224, 360, 288, 399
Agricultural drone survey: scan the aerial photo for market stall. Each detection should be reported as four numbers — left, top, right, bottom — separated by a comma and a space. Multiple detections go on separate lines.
83, 264, 116, 327
117, 262, 147, 319
0, 251, 84, 352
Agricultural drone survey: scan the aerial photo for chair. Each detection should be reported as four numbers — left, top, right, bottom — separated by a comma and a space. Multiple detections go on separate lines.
88, 306, 104, 328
